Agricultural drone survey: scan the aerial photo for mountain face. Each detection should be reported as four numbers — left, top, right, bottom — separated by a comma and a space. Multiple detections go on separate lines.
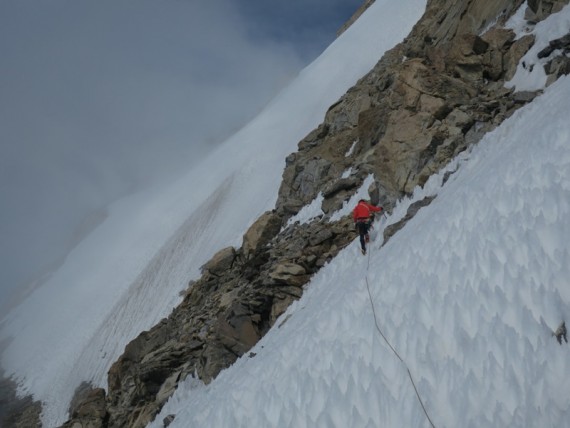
4, 0, 570, 427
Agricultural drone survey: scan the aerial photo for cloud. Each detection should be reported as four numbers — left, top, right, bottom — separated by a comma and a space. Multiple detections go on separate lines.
0, 0, 362, 313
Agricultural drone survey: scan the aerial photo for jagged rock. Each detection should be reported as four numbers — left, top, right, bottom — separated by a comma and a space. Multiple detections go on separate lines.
61, 385, 107, 428
242, 211, 282, 257
479, 27, 517, 81
96, 208, 354, 426
513, 91, 540, 103
482, 28, 516, 50
383, 196, 437, 244
444, 108, 474, 132
324, 87, 372, 134
277, 156, 335, 217
295, 158, 331, 198
268, 262, 308, 287
309, 228, 334, 247
163, 414, 176, 427
277, 0, 540, 203
538, 33, 570, 58
504, 35, 536, 80
446, 34, 489, 81
374, 58, 478, 193
545, 55, 570, 85
298, 124, 330, 150
198, 343, 238, 384
270, 262, 306, 278
457, 0, 524, 35
279, 198, 305, 217
538, 32, 570, 85
409, 0, 524, 49
216, 313, 259, 355
219, 287, 240, 309
201, 246, 236, 276
270, 296, 296, 324
549, 32, 570, 50
322, 176, 360, 199
155, 367, 189, 405
291, 141, 358, 211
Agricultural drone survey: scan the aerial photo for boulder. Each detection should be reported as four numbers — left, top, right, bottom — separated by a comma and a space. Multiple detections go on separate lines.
216, 315, 259, 355
324, 88, 372, 134
270, 262, 306, 278
201, 246, 236, 276
270, 295, 297, 324
504, 35, 535, 80
242, 211, 282, 257
444, 108, 473, 131
269, 262, 308, 286
446, 34, 489, 81
537, 32, 570, 84
545, 55, 570, 85
308, 229, 334, 247
292, 158, 332, 201
61, 385, 107, 428
298, 124, 329, 150
322, 177, 360, 199
163, 414, 176, 427
481, 28, 516, 50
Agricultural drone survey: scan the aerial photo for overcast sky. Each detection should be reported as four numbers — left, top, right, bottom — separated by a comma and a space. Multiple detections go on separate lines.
0, 0, 364, 312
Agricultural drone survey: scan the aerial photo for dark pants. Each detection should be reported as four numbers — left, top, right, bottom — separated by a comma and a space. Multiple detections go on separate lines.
356, 220, 370, 251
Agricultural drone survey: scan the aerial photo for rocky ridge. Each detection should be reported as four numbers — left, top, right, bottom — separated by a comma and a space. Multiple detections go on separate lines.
97, 213, 355, 428
6, 0, 567, 427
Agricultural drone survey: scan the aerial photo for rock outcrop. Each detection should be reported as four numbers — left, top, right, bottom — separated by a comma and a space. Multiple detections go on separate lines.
98, 215, 355, 428
276, 0, 536, 216
60, 383, 108, 428
60, 0, 570, 426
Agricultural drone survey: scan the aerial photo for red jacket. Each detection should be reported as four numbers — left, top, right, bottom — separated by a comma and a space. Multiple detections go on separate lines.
353, 200, 382, 222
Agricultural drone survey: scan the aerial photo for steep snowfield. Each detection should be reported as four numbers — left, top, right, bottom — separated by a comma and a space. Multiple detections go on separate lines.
0, 0, 427, 426
152, 74, 570, 428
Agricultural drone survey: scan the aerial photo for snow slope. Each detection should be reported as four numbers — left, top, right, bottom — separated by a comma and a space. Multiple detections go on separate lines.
0, 0, 427, 426
506, 0, 570, 91
152, 73, 570, 428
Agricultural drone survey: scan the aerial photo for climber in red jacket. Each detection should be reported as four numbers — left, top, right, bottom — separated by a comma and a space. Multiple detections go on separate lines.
353, 199, 382, 255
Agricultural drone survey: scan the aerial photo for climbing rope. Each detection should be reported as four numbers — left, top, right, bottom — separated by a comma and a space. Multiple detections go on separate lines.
364, 237, 437, 428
